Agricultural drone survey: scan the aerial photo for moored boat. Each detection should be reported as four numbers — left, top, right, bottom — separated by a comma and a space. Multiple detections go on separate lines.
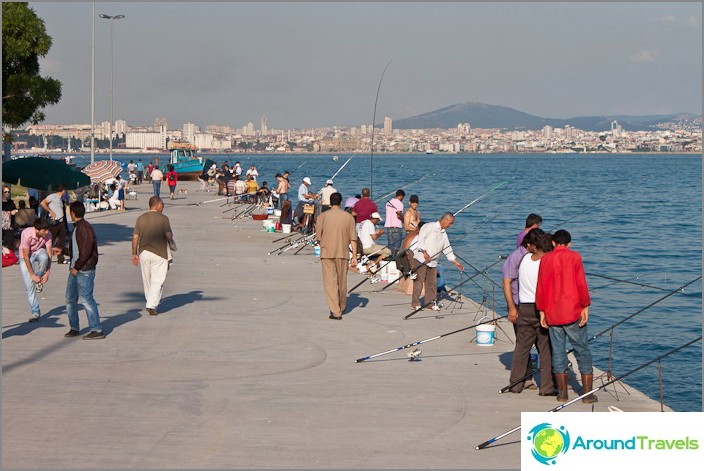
162, 143, 211, 180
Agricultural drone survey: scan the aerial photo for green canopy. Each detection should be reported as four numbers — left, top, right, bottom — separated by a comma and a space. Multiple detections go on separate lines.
2, 157, 91, 191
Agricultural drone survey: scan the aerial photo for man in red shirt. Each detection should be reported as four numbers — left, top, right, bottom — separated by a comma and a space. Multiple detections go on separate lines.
351, 187, 378, 226
536, 229, 596, 404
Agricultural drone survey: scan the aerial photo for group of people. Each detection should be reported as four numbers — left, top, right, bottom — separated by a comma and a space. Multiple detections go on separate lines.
502, 214, 596, 403
313, 183, 465, 320
10, 188, 176, 339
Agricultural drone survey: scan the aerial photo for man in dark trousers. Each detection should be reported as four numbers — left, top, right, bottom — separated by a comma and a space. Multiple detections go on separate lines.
315, 192, 358, 320
64, 201, 104, 339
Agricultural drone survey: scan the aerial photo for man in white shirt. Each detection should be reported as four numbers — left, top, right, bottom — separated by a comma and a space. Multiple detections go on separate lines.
319, 179, 337, 212
411, 212, 464, 310
245, 165, 259, 181
357, 212, 391, 262
150, 167, 164, 198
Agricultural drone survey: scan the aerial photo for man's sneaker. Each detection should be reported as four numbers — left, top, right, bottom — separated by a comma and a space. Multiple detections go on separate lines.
146, 308, 158, 316
82, 331, 105, 340
34, 282, 43, 293
28, 313, 40, 322
64, 329, 80, 337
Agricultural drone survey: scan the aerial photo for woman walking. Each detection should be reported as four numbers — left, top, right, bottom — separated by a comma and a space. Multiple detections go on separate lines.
166, 165, 178, 200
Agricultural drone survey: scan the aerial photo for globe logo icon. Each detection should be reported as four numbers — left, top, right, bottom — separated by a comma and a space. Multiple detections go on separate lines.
527, 423, 571, 465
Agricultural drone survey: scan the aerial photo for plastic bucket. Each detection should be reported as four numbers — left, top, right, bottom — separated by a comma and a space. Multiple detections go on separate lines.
475, 317, 495, 346
313, 245, 320, 257
263, 220, 274, 230
282, 223, 291, 234
267, 207, 274, 215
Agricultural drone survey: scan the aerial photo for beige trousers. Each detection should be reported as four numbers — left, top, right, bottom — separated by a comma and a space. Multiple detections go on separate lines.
321, 258, 349, 317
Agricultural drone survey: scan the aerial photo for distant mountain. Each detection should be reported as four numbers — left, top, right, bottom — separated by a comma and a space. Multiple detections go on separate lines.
391, 102, 698, 132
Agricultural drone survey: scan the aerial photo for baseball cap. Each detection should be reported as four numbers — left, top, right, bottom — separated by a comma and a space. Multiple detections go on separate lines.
303, 177, 311, 184
370, 212, 382, 220
326, 179, 334, 185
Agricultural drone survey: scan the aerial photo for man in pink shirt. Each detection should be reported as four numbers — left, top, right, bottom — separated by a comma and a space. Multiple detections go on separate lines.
384, 189, 405, 258
19, 219, 54, 322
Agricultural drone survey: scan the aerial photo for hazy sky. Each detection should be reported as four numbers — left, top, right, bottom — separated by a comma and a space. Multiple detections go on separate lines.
29, 2, 702, 130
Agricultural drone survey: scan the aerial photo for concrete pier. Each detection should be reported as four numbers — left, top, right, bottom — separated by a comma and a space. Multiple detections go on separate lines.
2, 181, 667, 469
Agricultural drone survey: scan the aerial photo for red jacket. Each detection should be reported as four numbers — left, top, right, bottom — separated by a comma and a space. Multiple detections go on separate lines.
166, 171, 178, 187
535, 245, 590, 326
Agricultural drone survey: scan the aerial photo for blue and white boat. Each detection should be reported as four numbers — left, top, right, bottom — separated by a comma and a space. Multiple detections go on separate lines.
163, 143, 211, 180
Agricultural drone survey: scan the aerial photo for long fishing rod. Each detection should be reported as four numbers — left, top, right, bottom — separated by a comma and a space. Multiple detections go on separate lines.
404, 256, 506, 320
268, 232, 312, 255
455, 254, 502, 291
452, 177, 515, 217
585, 272, 692, 294
347, 247, 398, 293
369, 60, 392, 196
355, 314, 507, 363
478, 335, 702, 450
296, 161, 308, 170
497, 275, 702, 394
547, 188, 621, 231
373, 173, 434, 204
274, 232, 318, 256
329, 157, 352, 181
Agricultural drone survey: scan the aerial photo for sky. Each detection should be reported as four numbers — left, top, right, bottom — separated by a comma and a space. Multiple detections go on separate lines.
26, 2, 703, 130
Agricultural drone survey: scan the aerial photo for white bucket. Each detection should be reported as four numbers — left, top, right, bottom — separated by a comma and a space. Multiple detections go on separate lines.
475, 317, 496, 346
274, 210, 282, 217
282, 223, 291, 234
387, 264, 400, 280
263, 220, 275, 230
267, 207, 274, 215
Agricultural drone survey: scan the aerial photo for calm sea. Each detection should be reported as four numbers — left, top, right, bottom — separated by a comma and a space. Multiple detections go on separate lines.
74, 152, 702, 412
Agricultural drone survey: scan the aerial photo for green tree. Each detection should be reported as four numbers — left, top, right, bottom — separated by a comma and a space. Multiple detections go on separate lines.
2, 2, 62, 129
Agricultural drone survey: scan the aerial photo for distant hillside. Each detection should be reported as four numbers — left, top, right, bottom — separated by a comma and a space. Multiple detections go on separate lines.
391, 102, 698, 132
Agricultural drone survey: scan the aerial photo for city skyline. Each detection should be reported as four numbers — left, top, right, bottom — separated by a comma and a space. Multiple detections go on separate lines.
29, 2, 702, 129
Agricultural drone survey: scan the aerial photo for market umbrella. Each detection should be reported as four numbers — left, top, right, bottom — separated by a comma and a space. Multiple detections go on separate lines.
2, 157, 91, 191
81, 160, 124, 183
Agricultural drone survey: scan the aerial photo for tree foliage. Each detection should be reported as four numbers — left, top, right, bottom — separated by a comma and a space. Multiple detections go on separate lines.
2, 2, 62, 129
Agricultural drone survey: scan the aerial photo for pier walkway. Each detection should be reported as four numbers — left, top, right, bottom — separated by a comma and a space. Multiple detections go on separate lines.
2, 181, 667, 469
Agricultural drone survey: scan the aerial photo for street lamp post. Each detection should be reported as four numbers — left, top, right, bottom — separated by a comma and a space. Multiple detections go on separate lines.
99, 13, 125, 161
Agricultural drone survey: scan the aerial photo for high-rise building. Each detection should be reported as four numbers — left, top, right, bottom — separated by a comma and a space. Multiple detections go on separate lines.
183, 122, 198, 143
261, 115, 268, 136
543, 125, 553, 141
384, 116, 392, 134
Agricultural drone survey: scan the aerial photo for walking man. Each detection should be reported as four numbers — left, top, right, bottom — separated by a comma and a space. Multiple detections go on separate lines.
384, 189, 405, 258
150, 166, 164, 198
132, 196, 175, 316
19, 219, 53, 322
64, 201, 104, 339
136, 159, 144, 184
536, 229, 596, 403
315, 192, 357, 320
411, 212, 464, 311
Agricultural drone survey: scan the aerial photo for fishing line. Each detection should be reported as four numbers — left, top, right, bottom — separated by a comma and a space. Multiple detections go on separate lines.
355, 314, 508, 363
369, 60, 392, 196
497, 275, 702, 394
403, 256, 506, 320
586, 272, 692, 294
546, 188, 621, 232
478, 336, 702, 450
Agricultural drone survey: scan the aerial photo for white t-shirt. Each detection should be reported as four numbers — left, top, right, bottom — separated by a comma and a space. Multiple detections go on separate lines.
518, 253, 540, 304
358, 219, 377, 249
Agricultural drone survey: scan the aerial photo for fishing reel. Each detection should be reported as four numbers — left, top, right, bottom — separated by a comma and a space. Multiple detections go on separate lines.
404, 271, 418, 280
369, 274, 381, 284
407, 348, 422, 361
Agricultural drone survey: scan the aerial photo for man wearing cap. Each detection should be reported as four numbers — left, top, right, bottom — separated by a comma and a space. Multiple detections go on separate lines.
358, 212, 392, 263
319, 179, 337, 213
315, 192, 358, 320
294, 177, 319, 231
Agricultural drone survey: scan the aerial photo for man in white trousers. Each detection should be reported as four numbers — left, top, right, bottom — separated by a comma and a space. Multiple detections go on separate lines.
132, 196, 175, 316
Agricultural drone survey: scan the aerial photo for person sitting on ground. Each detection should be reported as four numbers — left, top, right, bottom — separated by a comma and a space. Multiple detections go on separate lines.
357, 212, 392, 267
257, 181, 271, 203
233, 175, 247, 197
108, 183, 120, 210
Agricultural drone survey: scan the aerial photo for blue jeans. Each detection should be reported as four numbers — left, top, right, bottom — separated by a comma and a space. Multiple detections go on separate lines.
549, 320, 593, 375
386, 227, 404, 257
65, 269, 103, 332
153, 180, 161, 197
19, 248, 50, 315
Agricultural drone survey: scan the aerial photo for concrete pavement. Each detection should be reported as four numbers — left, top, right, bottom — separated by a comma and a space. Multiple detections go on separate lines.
2, 180, 667, 469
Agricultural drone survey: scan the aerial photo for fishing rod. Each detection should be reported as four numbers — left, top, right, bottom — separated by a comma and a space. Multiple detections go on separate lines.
373, 173, 434, 204
478, 335, 702, 450
355, 314, 507, 363
585, 272, 692, 294
546, 188, 621, 232
380, 178, 515, 291
452, 177, 515, 217
404, 256, 506, 320
347, 247, 398, 293
455, 254, 502, 291
369, 60, 392, 196
296, 161, 308, 171
329, 157, 352, 181
269, 232, 311, 255
497, 275, 702, 394
278, 232, 317, 255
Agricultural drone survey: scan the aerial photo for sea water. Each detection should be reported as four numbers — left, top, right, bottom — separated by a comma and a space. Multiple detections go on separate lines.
75, 152, 702, 412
